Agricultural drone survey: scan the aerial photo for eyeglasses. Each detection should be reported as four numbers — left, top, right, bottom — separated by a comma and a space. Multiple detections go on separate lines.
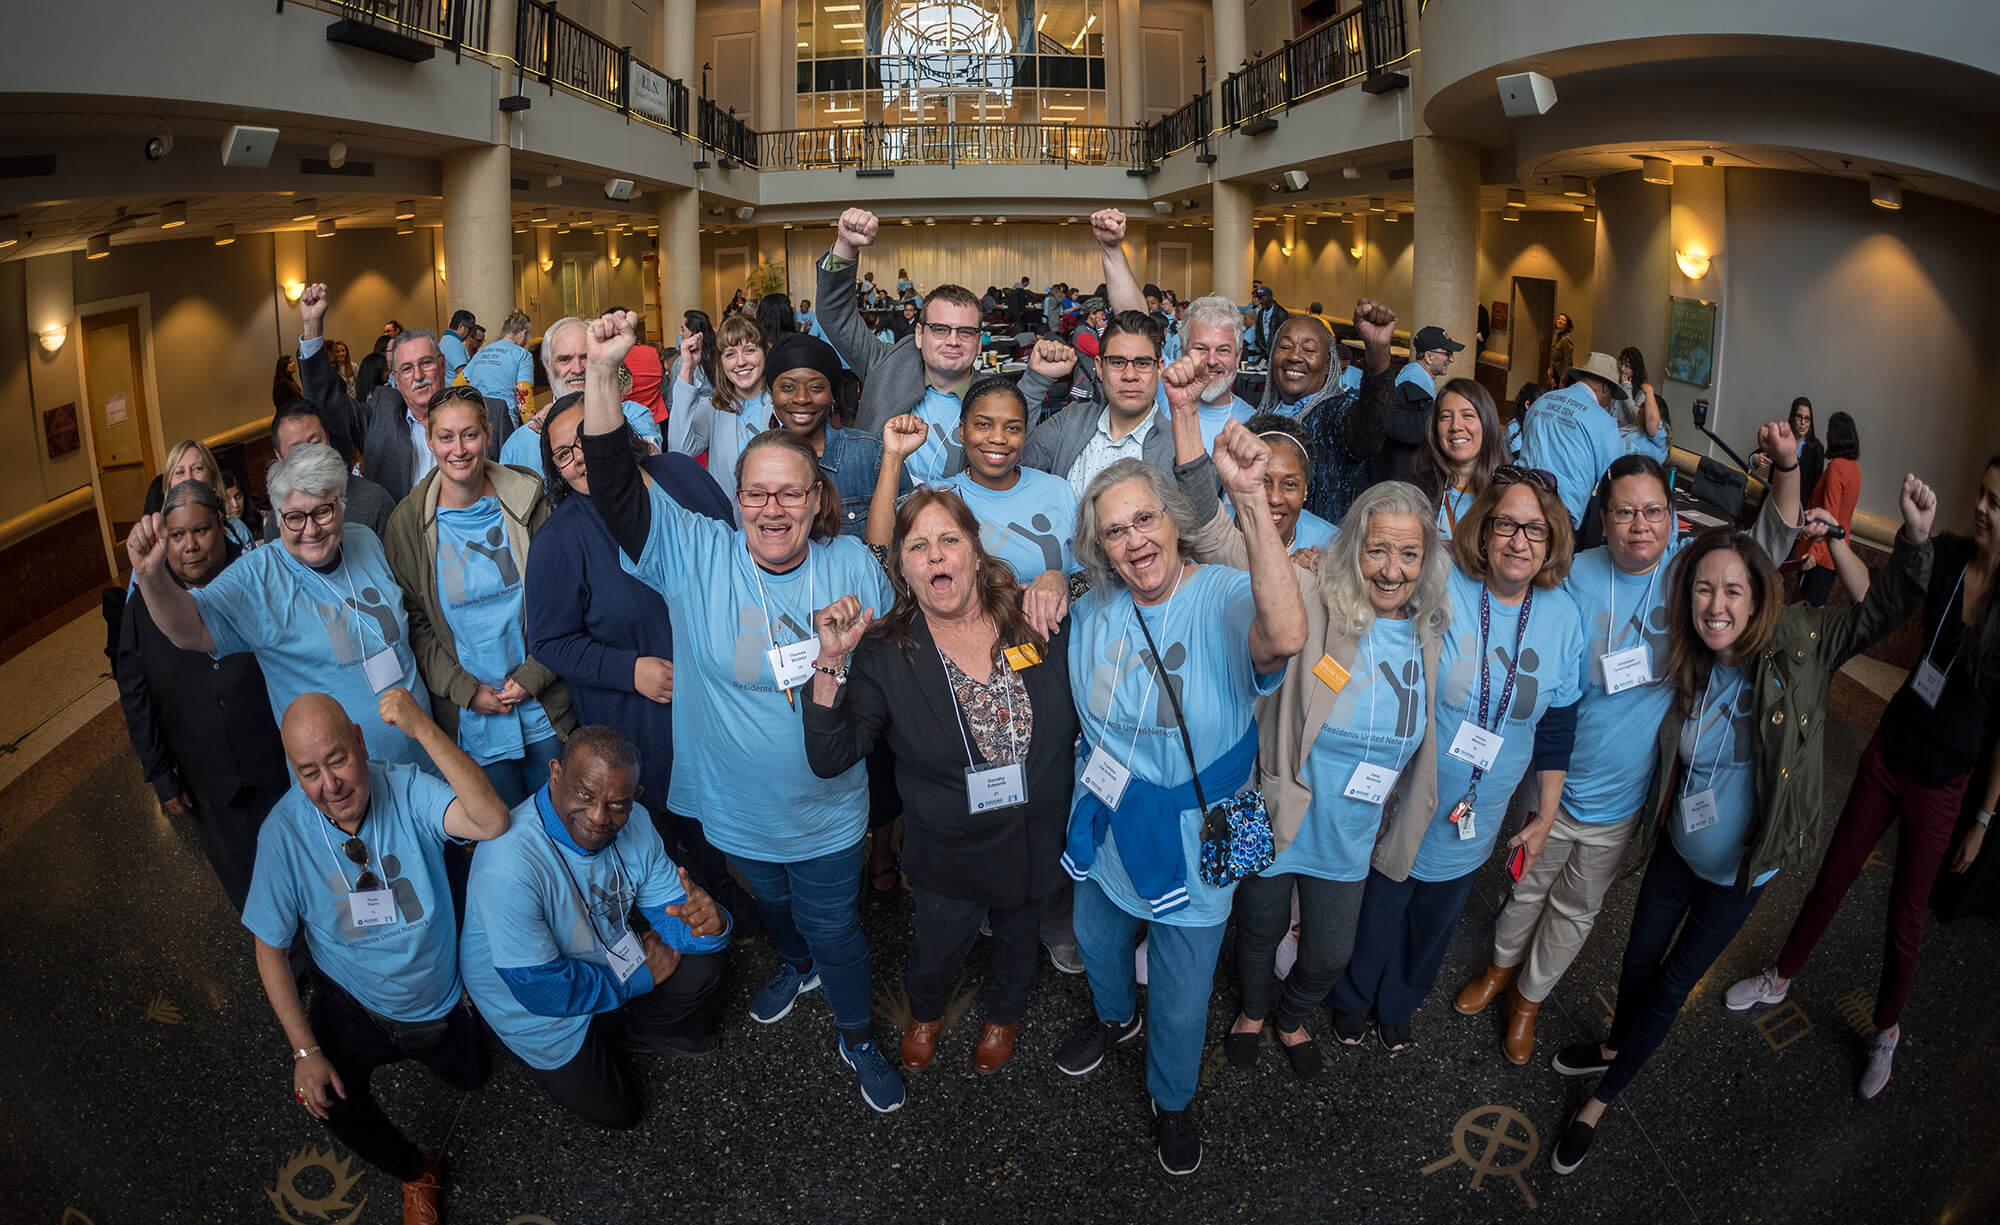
1488, 515, 1552, 543
1100, 355, 1160, 375
393, 354, 443, 378
430, 385, 486, 409
551, 439, 583, 467
1100, 508, 1165, 545
737, 485, 815, 509
1492, 465, 1560, 495
922, 322, 982, 343
1607, 504, 1671, 526
341, 836, 380, 892
279, 501, 341, 533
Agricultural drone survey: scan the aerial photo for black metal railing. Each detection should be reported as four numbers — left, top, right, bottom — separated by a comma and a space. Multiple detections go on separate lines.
516, 0, 623, 108
1147, 91, 1212, 162
758, 122, 1146, 171
1221, 0, 1405, 129
627, 54, 689, 134
324, 0, 491, 51
700, 99, 759, 166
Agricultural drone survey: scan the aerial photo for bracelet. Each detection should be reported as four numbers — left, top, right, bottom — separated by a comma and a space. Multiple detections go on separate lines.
1774, 460, 1799, 472
292, 1045, 321, 1062
813, 662, 849, 685
1979, 810, 1993, 828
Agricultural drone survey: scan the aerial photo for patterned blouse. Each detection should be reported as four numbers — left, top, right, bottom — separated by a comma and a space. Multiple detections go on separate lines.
938, 648, 1034, 768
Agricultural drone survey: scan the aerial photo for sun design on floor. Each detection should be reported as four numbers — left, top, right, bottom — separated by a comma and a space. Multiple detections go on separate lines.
265, 1144, 367, 1224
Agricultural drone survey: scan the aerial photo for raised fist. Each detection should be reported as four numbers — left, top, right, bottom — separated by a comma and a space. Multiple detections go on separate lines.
1211, 419, 1271, 499
882, 414, 930, 461
834, 209, 879, 258
1027, 337, 1078, 380
1090, 209, 1127, 248
1354, 299, 1397, 350
587, 310, 639, 368
1158, 353, 1207, 415
1755, 420, 1798, 471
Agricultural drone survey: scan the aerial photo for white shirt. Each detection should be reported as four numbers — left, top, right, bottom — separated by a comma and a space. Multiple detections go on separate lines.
1065, 409, 1158, 499
405, 409, 437, 484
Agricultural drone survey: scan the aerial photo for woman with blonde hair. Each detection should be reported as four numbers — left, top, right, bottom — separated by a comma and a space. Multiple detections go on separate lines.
667, 312, 773, 501
144, 439, 252, 549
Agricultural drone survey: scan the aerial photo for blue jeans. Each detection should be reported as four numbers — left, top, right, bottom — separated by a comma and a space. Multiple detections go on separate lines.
1329, 866, 1480, 1027
1596, 836, 1765, 1103
730, 840, 874, 1034
1073, 877, 1228, 1112
479, 733, 565, 810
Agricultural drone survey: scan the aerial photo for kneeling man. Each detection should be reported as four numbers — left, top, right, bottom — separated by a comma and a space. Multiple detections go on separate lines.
462, 725, 731, 1129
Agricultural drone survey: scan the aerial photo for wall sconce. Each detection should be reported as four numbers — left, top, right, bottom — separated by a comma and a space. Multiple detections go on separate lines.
609, 253, 622, 268
1349, 245, 1365, 260
435, 263, 446, 283
37, 325, 67, 354
283, 281, 305, 302
540, 257, 554, 273
1675, 248, 1712, 279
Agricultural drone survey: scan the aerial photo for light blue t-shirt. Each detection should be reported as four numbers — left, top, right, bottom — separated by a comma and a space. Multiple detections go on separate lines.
1516, 383, 1667, 526
193, 525, 434, 766
621, 478, 892, 861
461, 337, 533, 408
1437, 486, 1475, 540
933, 468, 1079, 582
1670, 665, 1776, 888
1068, 565, 1285, 927
1285, 615, 1428, 882
439, 330, 470, 384
1395, 362, 1437, 398
435, 498, 556, 764
1561, 543, 1678, 824
1411, 567, 1584, 882
461, 795, 696, 1070
501, 401, 659, 471
1223, 501, 1338, 552
667, 383, 772, 503
905, 384, 967, 483
1340, 363, 1363, 393
1151, 386, 1253, 454
243, 762, 460, 1021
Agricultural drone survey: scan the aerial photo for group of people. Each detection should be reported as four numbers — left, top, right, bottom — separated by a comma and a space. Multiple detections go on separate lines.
112, 202, 1998, 1221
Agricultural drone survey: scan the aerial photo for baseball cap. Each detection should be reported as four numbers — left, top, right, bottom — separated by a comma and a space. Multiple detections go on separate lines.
1412, 325, 1465, 353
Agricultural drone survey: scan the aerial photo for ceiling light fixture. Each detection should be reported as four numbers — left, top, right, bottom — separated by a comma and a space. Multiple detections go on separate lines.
1368, 197, 1385, 212
214, 223, 236, 245
1560, 175, 1588, 198
0, 216, 17, 248
86, 233, 111, 259
327, 136, 348, 168
396, 219, 414, 235
159, 201, 187, 229
1639, 156, 1673, 185
395, 200, 417, 220
1581, 204, 1597, 222
292, 199, 318, 220
1505, 187, 1526, 208
316, 218, 336, 238
1868, 174, 1903, 210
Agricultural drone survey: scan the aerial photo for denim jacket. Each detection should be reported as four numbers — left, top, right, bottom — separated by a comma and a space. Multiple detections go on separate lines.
819, 427, 912, 536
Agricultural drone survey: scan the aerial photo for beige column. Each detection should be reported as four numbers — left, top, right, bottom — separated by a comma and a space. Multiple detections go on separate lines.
441, 144, 515, 333
1213, 181, 1252, 303
661, 0, 695, 88
1213, 0, 1246, 77
1117, 0, 1144, 127
1410, 134, 1479, 347
658, 187, 701, 329
758, 0, 785, 130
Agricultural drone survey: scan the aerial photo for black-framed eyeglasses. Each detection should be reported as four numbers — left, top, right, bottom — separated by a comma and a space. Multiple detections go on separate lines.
1100, 355, 1160, 375
1492, 464, 1559, 495
341, 836, 381, 892
1489, 515, 1552, 543
279, 501, 341, 532
1607, 504, 1671, 526
737, 485, 815, 509
551, 440, 582, 467
922, 322, 981, 343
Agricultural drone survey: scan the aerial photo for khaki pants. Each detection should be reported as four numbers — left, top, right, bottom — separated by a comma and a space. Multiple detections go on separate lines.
1491, 805, 1639, 1003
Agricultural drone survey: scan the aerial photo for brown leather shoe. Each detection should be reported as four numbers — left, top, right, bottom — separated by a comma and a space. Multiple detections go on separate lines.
972, 1020, 1019, 1075
901, 1019, 943, 1070
402, 1154, 443, 1225
1502, 989, 1540, 1065
1454, 963, 1517, 1016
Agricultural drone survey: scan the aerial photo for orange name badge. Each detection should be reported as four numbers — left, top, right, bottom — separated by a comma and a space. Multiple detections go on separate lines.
1312, 654, 1351, 692
1004, 643, 1042, 671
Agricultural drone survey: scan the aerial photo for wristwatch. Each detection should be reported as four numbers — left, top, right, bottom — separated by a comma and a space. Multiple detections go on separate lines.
293, 1045, 321, 1062
1978, 810, 1993, 828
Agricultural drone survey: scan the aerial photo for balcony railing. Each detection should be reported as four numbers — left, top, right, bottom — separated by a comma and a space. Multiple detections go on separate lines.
759, 123, 1147, 171
516, 0, 623, 109
700, 100, 759, 167
1147, 91, 1212, 163
316, 0, 492, 52
1221, 0, 1406, 129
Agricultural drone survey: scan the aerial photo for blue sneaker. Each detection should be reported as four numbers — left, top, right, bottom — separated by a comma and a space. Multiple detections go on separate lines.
749, 963, 820, 1024
839, 1036, 907, 1113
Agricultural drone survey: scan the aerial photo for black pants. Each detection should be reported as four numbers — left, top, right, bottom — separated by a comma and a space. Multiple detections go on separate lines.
309, 976, 487, 1181
188, 787, 285, 915
907, 888, 1044, 1026
527, 949, 728, 1129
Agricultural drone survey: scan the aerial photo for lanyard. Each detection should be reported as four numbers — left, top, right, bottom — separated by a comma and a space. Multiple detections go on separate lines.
1106, 561, 1190, 769
547, 833, 636, 957
314, 811, 368, 893
1607, 558, 1663, 654
1469, 583, 1533, 789
935, 640, 1020, 769
750, 549, 815, 705
295, 549, 388, 656
1920, 564, 1968, 674
1680, 668, 1733, 798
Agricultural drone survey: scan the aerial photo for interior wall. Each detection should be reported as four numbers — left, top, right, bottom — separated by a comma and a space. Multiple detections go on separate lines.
0, 260, 47, 522
695, 0, 760, 122
301, 229, 446, 357
1592, 168, 1670, 388
1722, 167, 2000, 520
1475, 208, 1597, 371
23, 255, 90, 513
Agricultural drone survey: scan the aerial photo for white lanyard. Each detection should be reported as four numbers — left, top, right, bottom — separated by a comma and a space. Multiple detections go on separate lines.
935, 641, 1020, 769
1680, 669, 1733, 798
1106, 561, 1190, 767
1607, 558, 1663, 653
750, 550, 815, 656
314, 811, 366, 892
1921, 565, 1967, 672
298, 551, 387, 656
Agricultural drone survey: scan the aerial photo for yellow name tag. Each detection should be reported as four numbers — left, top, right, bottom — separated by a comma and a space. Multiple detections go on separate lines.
1004, 643, 1042, 671
1312, 654, 1350, 692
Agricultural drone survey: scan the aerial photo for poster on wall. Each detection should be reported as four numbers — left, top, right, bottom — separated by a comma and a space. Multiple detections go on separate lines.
44, 403, 79, 458
1665, 295, 1716, 387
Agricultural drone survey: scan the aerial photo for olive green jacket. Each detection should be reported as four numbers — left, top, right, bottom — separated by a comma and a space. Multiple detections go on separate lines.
1641, 529, 1932, 899
382, 461, 575, 742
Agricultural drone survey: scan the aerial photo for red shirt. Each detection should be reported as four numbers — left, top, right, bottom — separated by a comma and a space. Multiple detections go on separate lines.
625, 343, 668, 423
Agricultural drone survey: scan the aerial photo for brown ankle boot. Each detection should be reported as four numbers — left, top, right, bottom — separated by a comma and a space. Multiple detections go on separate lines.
1454, 963, 1517, 1015
901, 1019, 942, 1070
1502, 989, 1539, 1065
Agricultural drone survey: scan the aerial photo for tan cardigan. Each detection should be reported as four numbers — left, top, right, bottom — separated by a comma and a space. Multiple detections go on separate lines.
1184, 508, 1442, 882
382, 461, 575, 741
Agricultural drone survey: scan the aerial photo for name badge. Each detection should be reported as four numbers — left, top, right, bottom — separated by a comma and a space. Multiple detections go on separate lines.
1448, 722, 1504, 772
605, 930, 645, 984
966, 763, 1028, 812
347, 887, 398, 928
766, 640, 817, 690
362, 648, 403, 694
1343, 762, 1397, 805
1004, 643, 1042, 671
1081, 745, 1132, 810
1681, 788, 1720, 834
1457, 808, 1478, 840
1600, 645, 1653, 695
1312, 654, 1351, 692
1911, 660, 1946, 708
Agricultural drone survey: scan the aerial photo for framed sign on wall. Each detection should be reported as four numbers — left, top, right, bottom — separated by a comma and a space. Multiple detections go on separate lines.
1665, 295, 1716, 387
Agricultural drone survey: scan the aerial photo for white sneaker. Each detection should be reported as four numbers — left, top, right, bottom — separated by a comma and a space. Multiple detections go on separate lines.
1724, 968, 1789, 1011
1860, 1026, 1899, 1099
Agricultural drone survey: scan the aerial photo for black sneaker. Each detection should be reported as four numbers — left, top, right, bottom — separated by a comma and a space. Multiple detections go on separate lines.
1551, 1111, 1596, 1175
1055, 1014, 1144, 1077
1152, 1100, 1202, 1175
1330, 1010, 1370, 1046
1377, 1020, 1415, 1055
1552, 1041, 1613, 1077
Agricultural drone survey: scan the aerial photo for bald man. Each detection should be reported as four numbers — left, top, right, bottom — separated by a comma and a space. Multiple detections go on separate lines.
242, 689, 508, 1222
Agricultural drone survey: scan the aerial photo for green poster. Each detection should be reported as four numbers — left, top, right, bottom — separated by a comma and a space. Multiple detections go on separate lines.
1665, 295, 1716, 387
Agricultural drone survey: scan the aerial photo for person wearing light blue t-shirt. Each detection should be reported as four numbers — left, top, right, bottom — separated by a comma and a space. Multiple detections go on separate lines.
439, 312, 475, 384
1517, 354, 1667, 527
1223, 413, 1341, 558
1466, 441, 1802, 1062
1052, 435, 1306, 1174
128, 442, 436, 768
666, 321, 772, 503
461, 728, 731, 1128
241, 688, 508, 1194
1332, 474, 1583, 1052
576, 312, 907, 1114
460, 314, 535, 412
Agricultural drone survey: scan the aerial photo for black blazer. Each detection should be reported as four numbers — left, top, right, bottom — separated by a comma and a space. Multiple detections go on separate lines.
803, 616, 1078, 910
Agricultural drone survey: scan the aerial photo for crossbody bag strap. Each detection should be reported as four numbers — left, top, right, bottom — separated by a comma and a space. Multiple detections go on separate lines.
1131, 602, 1209, 816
